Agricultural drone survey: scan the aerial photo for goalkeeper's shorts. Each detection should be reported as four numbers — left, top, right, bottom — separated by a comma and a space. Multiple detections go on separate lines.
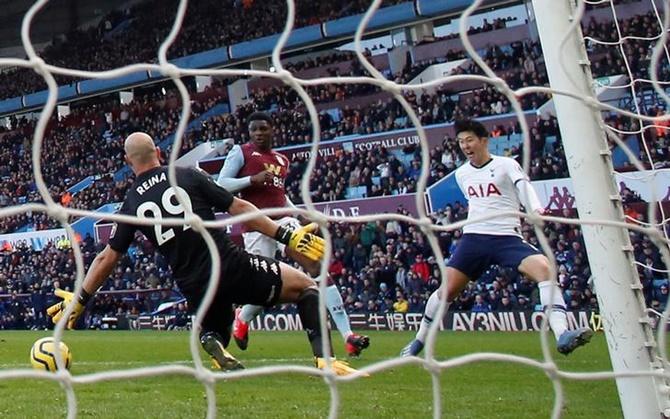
180, 252, 284, 338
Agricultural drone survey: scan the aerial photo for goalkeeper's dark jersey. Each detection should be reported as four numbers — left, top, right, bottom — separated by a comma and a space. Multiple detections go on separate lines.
108, 166, 240, 292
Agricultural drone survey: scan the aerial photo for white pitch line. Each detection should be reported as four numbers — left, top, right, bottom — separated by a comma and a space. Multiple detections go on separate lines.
1, 357, 598, 369
0, 357, 315, 369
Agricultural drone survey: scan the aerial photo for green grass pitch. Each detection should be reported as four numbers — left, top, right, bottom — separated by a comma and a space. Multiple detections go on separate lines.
0, 330, 622, 418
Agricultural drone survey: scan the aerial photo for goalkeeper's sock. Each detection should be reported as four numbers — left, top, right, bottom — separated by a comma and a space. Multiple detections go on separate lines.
297, 287, 332, 358
325, 284, 353, 341
415, 290, 446, 343
239, 304, 263, 324
538, 280, 569, 340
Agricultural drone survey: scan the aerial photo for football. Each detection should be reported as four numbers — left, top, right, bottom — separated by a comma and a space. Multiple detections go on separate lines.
30, 337, 72, 372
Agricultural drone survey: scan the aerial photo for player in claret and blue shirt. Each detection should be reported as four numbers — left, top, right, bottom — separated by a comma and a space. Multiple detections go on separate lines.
218, 112, 370, 358
401, 119, 593, 357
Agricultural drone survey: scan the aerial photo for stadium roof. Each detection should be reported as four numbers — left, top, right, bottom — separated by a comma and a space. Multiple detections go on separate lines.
0, 0, 129, 54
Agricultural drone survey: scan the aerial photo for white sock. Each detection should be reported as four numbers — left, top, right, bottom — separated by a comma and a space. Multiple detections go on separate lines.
240, 304, 263, 323
325, 284, 352, 341
416, 290, 447, 343
538, 281, 569, 340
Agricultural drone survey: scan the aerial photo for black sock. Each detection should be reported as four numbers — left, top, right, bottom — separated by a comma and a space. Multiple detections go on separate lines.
297, 288, 332, 358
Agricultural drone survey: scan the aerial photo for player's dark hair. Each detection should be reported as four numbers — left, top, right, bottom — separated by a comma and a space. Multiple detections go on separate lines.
454, 119, 488, 138
247, 111, 273, 126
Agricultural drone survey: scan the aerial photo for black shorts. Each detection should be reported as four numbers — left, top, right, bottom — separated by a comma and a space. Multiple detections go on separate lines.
179, 250, 283, 340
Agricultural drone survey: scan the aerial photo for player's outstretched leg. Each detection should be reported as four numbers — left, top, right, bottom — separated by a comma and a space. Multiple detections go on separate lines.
200, 331, 245, 371
401, 266, 469, 357
296, 287, 365, 376
557, 327, 594, 355
400, 290, 440, 357
279, 262, 366, 376
233, 305, 263, 350
345, 334, 370, 357
400, 339, 425, 358
527, 256, 593, 355
325, 284, 370, 357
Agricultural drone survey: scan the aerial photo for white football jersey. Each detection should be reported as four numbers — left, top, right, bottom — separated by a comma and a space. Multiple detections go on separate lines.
455, 155, 528, 236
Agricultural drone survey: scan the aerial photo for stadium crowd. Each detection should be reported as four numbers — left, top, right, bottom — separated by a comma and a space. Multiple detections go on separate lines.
183, 5, 668, 149
1, 200, 667, 330
0, 8, 663, 233
0, 0, 649, 100
281, 114, 570, 205
0, 15, 514, 200
194, 39, 555, 150
0, 41, 553, 231
224, 9, 666, 150
0, 1, 668, 330
0, 0, 407, 100
0, 104, 571, 234
0, 82, 226, 233
583, 10, 669, 82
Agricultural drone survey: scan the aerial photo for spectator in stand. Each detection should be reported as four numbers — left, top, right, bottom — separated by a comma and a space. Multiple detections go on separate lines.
410, 254, 430, 283
471, 294, 491, 313
496, 295, 516, 312
393, 292, 409, 313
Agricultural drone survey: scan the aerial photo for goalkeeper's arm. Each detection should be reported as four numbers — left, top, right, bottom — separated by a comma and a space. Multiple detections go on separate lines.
80, 245, 123, 294
227, 197, 325, 261
47, 245, 122, 328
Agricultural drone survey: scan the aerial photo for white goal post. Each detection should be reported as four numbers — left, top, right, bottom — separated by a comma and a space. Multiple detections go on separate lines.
531, 0, 670, 417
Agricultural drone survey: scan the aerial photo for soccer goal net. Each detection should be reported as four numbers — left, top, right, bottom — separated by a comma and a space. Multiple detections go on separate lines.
0, 0, 668, 418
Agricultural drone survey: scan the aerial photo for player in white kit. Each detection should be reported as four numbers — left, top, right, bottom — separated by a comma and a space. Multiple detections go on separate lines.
401, 119, 592, 356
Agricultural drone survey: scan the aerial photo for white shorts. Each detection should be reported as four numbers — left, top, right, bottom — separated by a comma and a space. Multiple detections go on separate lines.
242, 216, 301, 258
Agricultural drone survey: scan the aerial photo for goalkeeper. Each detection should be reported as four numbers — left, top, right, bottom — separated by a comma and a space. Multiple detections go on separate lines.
47, 132, 360, 376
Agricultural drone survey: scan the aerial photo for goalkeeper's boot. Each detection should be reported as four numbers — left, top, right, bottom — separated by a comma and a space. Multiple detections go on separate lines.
315, 357, 369, 377
345, 334, 370, 357
399, 339, 424, 357
200, 332, 244, 371
557, 327, 594, 355
232, 307, 250, 351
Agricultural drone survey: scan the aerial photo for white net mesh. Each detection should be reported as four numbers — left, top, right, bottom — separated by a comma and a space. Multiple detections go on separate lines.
0, 0, 668, 418
581, 0, 670, 244
580, 2, 670, 381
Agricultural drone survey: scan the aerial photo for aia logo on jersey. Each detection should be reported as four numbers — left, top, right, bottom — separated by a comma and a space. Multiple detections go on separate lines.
467, 183, 502, 198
